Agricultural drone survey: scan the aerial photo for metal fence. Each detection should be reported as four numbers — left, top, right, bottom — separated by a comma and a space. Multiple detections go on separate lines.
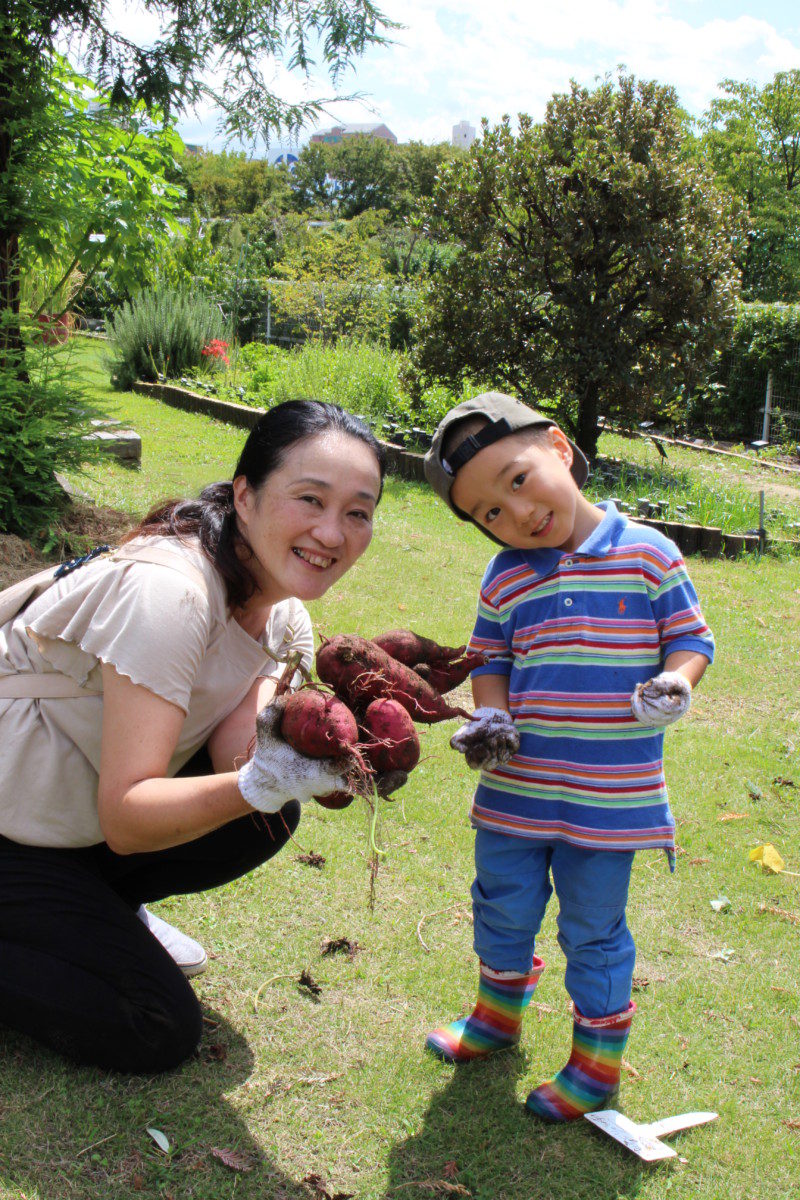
758, 353, 800, 446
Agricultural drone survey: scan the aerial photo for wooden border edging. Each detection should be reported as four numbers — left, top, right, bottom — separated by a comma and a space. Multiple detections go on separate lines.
134, 380, 798, 558
134, 381, 264, 429
642, 432, 800, 476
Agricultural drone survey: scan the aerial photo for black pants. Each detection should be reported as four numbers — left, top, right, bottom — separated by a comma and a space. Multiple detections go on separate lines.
0, 755, 299, 1074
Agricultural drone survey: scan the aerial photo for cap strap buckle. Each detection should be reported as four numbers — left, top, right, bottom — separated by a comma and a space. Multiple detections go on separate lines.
444, 417, 514, 475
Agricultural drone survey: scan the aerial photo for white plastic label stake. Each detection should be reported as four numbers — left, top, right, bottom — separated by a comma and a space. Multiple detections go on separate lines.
584, 1110, 718, 1161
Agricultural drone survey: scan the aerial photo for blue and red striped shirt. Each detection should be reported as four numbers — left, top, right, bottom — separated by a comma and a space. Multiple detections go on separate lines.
467, 503, 715, 862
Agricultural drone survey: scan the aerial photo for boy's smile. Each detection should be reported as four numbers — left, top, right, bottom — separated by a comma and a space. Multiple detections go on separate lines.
450, 427, 603, 552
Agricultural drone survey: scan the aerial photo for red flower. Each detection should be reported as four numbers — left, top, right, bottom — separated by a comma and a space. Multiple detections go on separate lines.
202, 339, 230, 366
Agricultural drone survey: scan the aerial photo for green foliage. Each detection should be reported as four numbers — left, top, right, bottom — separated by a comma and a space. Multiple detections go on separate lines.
699, 71, 800, 301
236, 338, 412, 426
290, 137, 460, 220
181, 150, 292, 219
18, 55, 186, 320
0, 318, 98, 538
415, 72, 741, 460
1, 0, 393, 530
108, 287, 227, 389
688, 301, 800, 441
270, 213, 396, 342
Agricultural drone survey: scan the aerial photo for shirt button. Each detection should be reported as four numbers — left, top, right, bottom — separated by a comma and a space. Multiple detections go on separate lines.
565, 559, 573, 567
564, 598, 573, 607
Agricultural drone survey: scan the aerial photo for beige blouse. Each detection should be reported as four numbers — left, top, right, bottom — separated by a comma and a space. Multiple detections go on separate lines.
0, 536, 313, 848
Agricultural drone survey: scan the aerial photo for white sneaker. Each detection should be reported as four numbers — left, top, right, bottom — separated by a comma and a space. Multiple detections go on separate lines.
137, 905, 209, 978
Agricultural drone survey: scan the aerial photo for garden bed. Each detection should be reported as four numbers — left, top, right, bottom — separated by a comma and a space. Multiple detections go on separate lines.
133, 380, 800, 557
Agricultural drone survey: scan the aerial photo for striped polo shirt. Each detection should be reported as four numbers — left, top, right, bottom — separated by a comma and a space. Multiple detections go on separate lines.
467, 502, 715, 860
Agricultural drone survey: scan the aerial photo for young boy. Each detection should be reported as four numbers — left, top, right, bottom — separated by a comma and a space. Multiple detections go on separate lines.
422, 393, 714, 1121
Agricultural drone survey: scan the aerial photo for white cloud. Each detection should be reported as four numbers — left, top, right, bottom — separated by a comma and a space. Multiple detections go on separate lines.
101, 1, 800, 148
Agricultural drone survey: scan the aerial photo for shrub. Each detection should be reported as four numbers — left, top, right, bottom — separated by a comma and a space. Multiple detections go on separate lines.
266, 339, 413, 425
687, 301, 800, 442
0, 317, 98, 540
108, 286, 227, 389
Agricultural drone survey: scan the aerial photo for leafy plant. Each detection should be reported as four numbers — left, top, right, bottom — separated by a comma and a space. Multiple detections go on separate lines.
108, 287, 228, 389
687, 301, 800, 442
0, 314, 98, 539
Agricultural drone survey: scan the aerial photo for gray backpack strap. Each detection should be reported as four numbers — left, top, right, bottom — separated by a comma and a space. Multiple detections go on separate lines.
0, 566, 62, 629
0, 541, 211, 700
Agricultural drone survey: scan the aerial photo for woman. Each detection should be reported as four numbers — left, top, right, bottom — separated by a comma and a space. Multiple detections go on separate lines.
0, 400, 386, 1073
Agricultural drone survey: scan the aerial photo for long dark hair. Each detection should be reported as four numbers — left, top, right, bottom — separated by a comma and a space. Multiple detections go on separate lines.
125, 400, 387, 608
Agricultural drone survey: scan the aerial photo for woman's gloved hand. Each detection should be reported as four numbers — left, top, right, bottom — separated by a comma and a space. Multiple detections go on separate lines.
630, 671, 692, 727
450, 707, 520, 770
237, 697, 349, 812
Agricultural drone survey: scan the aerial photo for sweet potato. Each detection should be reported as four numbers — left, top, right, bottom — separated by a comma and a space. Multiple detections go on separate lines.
315, 790, 355, 810
280, 689, 359, 759
361, 698, 421, 773
414, 651, 487, 694
316, 635, 470, 724
372, 630, 466, 667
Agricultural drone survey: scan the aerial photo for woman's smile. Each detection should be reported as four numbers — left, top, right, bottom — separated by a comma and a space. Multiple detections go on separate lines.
292, 547, 336, 570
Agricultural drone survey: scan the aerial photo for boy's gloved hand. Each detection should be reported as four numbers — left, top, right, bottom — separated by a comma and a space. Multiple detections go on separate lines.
450, 707, 520, 770
237, 697, 349, 812
630, 671, 692, 727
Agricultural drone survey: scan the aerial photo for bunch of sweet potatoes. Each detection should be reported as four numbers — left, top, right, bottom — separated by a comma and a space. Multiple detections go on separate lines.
279, 630, 483, 808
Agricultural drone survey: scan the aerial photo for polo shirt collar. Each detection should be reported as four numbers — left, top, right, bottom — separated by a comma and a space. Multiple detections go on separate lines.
572, 501, 627, 557
507, 502, 627, 578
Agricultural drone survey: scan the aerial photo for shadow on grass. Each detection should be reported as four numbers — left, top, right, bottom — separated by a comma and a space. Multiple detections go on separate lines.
0, 1002, 311, 1200
384, 1050, 644, 1200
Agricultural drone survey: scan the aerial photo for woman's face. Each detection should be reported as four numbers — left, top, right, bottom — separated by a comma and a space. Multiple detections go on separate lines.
233, 431, 382, 605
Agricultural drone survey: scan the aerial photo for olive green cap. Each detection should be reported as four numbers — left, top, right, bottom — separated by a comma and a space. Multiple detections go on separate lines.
423, 392, 589, 542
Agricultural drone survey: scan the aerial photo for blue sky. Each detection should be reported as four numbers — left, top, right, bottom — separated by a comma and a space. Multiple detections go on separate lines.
111, 1, 800, 152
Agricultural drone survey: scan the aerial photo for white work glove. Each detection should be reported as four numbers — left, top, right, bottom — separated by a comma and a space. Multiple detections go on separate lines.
450, 707, 520, 771
237, 697, 349, 813
630, 671, 692, 728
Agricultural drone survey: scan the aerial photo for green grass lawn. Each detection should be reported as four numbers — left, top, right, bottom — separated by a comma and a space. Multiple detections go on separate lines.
2, 340, 799, 1199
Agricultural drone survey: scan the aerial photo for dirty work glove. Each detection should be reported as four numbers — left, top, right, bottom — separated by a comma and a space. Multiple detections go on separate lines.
450, 707, 520, 771
237, 697, 348, 813
630, 671, 692, 728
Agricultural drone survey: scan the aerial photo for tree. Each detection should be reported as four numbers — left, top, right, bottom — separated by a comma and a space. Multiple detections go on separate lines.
289, 142, 339, 214
271, 212, 394, 342
414, 73, 740, 460
22, 55, 185, 321
1, 0, 393, 363
290, 137, 460, 220
182, 150, 292, 219
699, 71, 800, 300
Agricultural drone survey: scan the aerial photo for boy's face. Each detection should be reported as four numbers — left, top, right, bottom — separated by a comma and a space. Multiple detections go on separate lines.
450, 427, 586, 550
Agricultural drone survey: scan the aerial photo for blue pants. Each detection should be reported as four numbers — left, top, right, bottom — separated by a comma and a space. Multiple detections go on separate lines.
471, 829, 635, 1018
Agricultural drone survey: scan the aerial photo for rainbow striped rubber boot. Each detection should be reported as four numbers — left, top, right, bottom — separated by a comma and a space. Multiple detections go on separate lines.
525, 1001, 635, 1121
426, 958, 544, 1063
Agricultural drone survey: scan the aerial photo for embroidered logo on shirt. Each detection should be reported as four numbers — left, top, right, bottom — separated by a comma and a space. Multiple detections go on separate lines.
618, 597, 627, 615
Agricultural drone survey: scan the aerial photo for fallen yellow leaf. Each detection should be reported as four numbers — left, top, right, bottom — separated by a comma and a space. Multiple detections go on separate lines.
718, 812, 747, 822
749, 844, 786, 874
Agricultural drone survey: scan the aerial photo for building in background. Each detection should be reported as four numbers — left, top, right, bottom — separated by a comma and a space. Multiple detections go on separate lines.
452, 119, 476, 149
310, 122, 398, 145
